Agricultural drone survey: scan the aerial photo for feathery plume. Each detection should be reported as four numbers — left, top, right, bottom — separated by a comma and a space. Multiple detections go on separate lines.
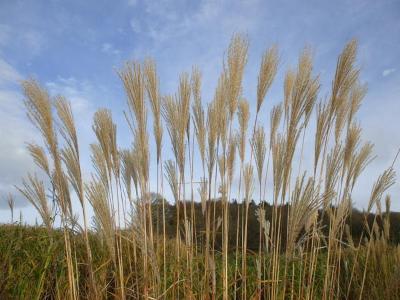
164, 160, 179, 203
26, 143, 50, 176
324, 144, 343, 208
283, 69, 296, 120
55, 97, 86, 205
17, 173, 53, 229
237, 99, 250, 163
257, 45, 279, 113
314, 101, 331, 171
144, 59, 163, 164
120, 149, 137, 201
243, 163, 254, 203
206, 101, 218, 178
226, 34, 249, 118
92, 109, 119, 178
179, 72, 191, 141
86, 179, 115, 262
191, 66, 206, 164
251, 126, 267, 185
22, 79, 57, 155
270, 104, 282, 150
347, 82, 367, 127
215, 72, 229, 148
331, 39, 359, 117
348, 142, 375, 190
90, 143, 109, 191
367, 167, 396, 213
119, 61, 149, 185
198, 179, 208, 215
343, 123, 362, 173
227, 137, 237, 185
287, 175, 330, 256
55, 96, 78, 154
272, 134, 285, 201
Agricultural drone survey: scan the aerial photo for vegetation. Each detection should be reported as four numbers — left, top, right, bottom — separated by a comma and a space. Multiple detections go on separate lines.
1, 34, 399, 299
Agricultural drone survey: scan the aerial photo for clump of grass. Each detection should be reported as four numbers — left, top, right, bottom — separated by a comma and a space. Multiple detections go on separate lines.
7, 35, 399, 300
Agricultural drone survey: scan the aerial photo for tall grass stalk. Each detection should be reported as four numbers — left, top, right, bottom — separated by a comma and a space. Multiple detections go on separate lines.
11, 36, 399, 300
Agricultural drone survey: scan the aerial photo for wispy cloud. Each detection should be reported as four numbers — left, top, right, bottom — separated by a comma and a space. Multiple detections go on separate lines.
22, 31, 45, 56
0, 61, 36, 209
130, 18, 142, 34
0, 67, 98, 209
127, 0, 138, 6
46, 76, 93, 114
128, 0, 258, 45
0, 24, 45, 57
0, 58, 21, 86
382, 68, 396, 77
101, 43, 121, 56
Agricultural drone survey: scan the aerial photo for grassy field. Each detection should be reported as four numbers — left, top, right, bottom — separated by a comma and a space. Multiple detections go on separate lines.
1, 34, 399, 299
0, 224, 399, 299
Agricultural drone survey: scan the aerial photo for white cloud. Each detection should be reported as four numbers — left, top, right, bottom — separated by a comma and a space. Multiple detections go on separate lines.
101, 42, 121, 56
22, 31, 45, 56
0, 73, 98, 210
382, 68, 396, 77
127, 0, 138, 6
129, 1, 200, 42
0, 60, 36, 210
0, 58, 21, 86
0, 24, 45, 57
130, 18, 142, 34
127, 0, 262, 54
354, 84, 400, 210
46, 76, 94, 112
45, 75, 99, 168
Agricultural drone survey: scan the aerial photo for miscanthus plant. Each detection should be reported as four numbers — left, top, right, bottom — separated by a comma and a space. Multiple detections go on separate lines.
7, 34, 399, 299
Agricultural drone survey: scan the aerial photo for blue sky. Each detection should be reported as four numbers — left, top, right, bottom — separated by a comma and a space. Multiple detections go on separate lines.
0, 0, 400, 223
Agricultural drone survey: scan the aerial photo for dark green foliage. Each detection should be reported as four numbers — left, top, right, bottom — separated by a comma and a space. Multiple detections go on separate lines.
151, 198, 400, 251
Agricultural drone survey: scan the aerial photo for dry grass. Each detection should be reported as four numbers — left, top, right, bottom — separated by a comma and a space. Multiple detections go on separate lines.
5, 35, 399, 300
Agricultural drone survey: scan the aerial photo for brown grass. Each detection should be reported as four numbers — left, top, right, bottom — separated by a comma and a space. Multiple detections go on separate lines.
10, 35, 399, 300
